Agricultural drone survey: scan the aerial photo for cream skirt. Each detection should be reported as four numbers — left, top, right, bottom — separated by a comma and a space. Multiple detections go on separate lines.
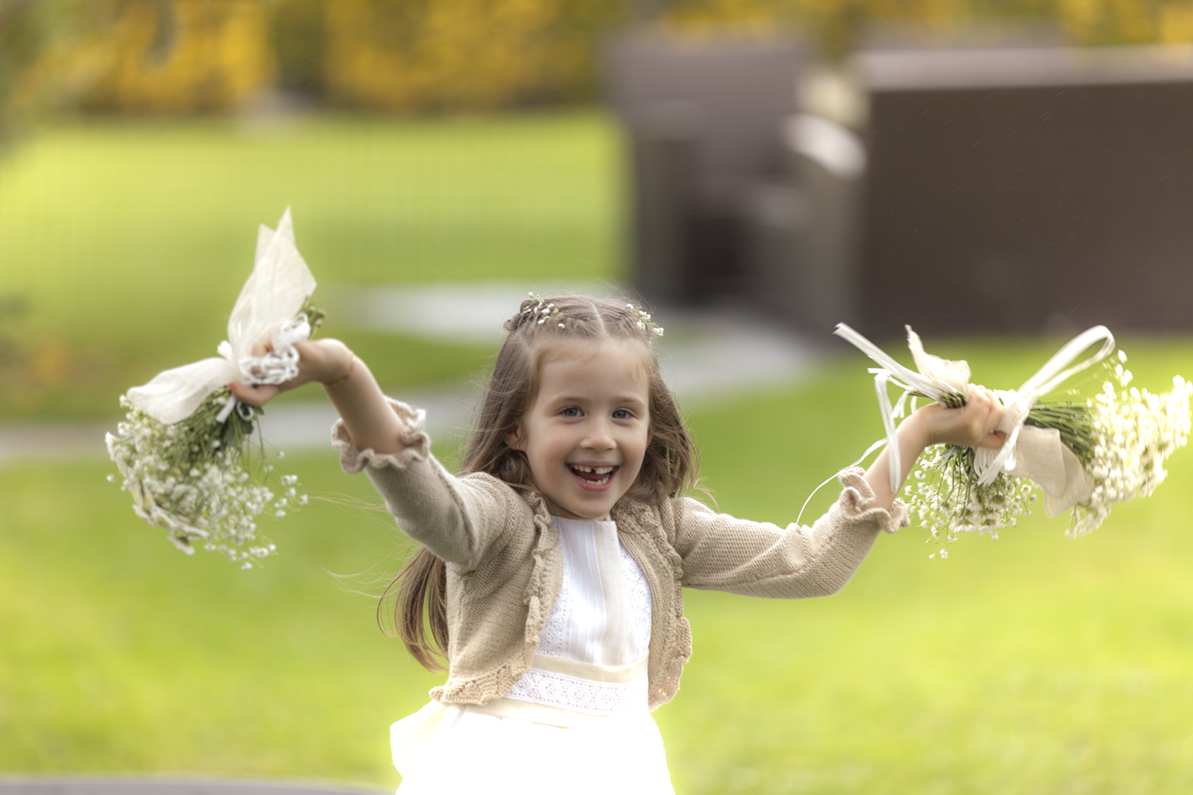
392, 699, 674, 794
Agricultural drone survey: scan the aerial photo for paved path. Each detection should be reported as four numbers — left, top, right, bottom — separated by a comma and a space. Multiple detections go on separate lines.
0, 283, 828, 464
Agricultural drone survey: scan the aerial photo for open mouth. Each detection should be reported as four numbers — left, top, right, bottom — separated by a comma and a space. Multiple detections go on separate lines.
568, 464, 617, 487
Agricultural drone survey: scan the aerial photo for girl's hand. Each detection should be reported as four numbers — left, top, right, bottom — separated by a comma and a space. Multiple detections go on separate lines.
230, 339, 404, 455
909, 387, 1007, 451
228, 338, 354, 408
864, 387, 1006, 510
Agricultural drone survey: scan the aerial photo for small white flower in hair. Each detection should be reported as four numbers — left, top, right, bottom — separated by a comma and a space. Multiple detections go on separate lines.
627, 303, 664, 337
524, 293, 563, 327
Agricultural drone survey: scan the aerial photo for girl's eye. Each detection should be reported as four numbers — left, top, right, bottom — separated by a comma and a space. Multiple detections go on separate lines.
561, 407, 582, 417
613, 409, 633, 420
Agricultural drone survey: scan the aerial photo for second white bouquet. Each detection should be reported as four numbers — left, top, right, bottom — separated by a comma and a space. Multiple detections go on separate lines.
836, 325, 1192, 557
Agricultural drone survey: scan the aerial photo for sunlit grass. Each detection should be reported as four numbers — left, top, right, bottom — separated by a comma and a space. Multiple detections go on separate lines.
0, 453, 421, 789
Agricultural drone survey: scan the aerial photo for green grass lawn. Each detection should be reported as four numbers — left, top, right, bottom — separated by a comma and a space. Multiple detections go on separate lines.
0, 112, 621, 420
5, 110, 1193, 793
4, 342, 1193, 793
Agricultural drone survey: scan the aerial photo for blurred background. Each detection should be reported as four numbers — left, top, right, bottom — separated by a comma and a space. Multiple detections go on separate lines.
3, 1, 1193, 793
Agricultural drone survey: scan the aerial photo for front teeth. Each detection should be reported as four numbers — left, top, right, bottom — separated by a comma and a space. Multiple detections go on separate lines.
571, 464, 615, 485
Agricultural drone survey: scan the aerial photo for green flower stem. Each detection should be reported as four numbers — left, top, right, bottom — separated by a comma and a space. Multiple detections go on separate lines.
913, 392, 1094, 467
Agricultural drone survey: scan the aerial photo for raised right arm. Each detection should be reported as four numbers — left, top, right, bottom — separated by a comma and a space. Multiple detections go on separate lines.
229, 338, 511, 569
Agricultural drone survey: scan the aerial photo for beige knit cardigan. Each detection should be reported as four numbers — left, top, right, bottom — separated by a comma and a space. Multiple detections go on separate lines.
333, 400, 910, 711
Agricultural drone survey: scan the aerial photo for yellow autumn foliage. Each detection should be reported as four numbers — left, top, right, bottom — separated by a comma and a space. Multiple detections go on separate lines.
669, 0, 1193, 53
1058, 0, 1193, 45
54, 0, 275, 113
320, 0, 622, 111
13, 0, 1193, 116
322, 0, 552, 111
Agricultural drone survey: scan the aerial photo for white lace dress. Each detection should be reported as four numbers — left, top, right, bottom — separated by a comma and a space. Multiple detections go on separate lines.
392, 516, 674, 794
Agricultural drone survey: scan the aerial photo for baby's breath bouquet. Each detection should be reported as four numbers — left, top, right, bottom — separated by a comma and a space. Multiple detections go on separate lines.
106, 209, 320, 568
836, 324, 1192, 557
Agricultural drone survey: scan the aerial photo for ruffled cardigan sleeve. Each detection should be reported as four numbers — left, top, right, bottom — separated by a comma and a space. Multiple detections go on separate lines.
331, 399, 526, 573
661, 468, 909, 598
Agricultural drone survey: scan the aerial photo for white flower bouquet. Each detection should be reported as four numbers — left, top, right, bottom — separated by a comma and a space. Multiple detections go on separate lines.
106, 209, 320, 568
836, 324, 1192, 557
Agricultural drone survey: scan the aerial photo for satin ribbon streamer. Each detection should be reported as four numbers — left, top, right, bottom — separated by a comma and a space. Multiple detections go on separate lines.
834, 324, 1115, 509
834, 324, 969, 494
127, 208, 317, 425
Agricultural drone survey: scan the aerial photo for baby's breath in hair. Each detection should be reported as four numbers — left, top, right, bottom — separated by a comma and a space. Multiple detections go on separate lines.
628, 303, 664, 337
522, 293, 565, 329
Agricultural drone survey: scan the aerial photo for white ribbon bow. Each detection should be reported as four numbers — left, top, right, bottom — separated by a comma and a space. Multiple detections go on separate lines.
127, 208, 317, 425
833, 324, 969, 495
834, 323, 1115, 514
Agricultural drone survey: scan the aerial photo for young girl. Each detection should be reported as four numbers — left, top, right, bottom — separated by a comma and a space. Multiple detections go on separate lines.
230, 294, 1005, 793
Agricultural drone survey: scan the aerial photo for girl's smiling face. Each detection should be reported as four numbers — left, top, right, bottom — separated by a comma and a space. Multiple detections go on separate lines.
506, 339, 652, 520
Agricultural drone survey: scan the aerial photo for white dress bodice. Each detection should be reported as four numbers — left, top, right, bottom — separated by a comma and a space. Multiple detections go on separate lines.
502, 516, 653, 714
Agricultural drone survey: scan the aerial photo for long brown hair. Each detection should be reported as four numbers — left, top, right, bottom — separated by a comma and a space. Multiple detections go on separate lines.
382, 295, 700, 671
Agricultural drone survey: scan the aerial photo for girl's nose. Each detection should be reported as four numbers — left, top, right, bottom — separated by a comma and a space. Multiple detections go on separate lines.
582, 418, 616, 450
